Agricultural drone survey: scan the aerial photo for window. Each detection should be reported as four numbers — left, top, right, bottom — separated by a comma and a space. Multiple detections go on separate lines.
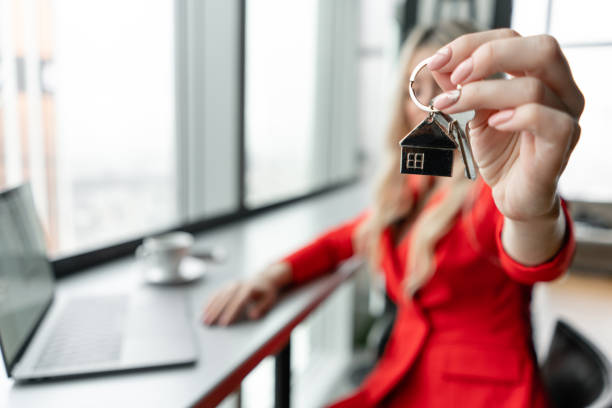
1, 0, 177, 257
244, 0, 320, 207
1, 0, 359, 260
406, 152, 424, 170
244, 0, 359, 207
513, 0, 612, 202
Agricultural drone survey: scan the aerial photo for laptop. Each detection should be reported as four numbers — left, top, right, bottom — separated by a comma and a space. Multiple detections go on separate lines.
0, 184, 198, 381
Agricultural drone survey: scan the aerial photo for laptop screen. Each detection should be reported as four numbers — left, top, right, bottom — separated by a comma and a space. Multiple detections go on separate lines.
0, 185, 54, 374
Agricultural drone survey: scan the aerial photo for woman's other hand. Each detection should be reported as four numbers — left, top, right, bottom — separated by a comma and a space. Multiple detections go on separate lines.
202, 262, 292, 326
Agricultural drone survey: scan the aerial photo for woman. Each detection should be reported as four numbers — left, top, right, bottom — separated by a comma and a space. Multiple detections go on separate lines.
203, 22, 583, 407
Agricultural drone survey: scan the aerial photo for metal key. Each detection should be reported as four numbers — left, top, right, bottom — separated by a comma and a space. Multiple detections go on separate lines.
449, 119, 477, 180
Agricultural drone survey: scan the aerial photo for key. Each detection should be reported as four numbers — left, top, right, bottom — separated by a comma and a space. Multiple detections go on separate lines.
449, 120, 477, 180
401, 56, 478, 180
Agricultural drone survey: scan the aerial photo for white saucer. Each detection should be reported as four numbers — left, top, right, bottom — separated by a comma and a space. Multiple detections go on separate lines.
143, 256, 207, 285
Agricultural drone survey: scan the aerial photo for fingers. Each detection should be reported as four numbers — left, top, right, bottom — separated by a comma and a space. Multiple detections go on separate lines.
470, 109, 497, 129
432, 77, 567, 114
247, 292, 276, 320
488, 103, 579, 177
202, 281, 277, 326
435, 34, 584, 118
489, 103, 578, 143
428, 28, 520, 72
429, 28, 520, 92
202, 283, 240, 325
217, 284, 255, 326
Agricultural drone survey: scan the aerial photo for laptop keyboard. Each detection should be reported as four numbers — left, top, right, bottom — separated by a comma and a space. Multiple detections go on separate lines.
35, 295, 128, 370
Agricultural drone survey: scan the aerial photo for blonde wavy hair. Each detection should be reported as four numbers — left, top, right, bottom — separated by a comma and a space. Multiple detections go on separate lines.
355, 21, 479, 297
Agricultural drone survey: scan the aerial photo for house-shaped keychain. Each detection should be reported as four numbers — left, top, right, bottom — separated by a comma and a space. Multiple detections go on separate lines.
399, 117, 457, 177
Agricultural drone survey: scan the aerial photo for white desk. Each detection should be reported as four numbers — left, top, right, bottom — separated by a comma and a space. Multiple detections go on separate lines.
0, 182, 370, 408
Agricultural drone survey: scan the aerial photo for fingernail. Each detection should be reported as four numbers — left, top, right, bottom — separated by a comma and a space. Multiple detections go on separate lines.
451, 57, 473, 85
432, 89, 460, 110
488, 109, 515, 127
428, 47, 451, 71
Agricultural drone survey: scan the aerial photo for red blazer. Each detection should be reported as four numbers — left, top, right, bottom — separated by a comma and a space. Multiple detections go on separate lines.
283, 180, 575, 408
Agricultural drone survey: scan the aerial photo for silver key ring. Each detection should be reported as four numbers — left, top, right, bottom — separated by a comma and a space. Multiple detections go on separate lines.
408, 57, 461, 114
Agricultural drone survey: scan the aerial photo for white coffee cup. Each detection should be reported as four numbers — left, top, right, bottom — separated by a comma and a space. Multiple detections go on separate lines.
136, 232, 194, 283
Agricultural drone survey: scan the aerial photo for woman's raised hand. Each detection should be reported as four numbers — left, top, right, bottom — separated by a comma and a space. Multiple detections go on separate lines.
202, 262, 292, 326
428, 29, 583, 223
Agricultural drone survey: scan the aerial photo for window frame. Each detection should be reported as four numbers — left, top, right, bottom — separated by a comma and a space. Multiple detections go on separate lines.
406, 152, 424, 170
50, 0, 360, 278
414, 153, 424, 169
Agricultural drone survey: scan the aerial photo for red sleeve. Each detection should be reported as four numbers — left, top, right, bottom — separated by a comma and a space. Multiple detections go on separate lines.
282, 211, 369, 284
494, 199, 576, 284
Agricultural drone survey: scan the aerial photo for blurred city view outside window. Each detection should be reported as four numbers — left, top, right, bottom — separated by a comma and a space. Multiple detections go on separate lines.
0, 0, 177, 256
1, 0, 360, 259
244, 0, 320, 207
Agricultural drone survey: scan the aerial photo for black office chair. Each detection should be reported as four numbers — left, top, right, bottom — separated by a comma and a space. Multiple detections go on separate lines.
541, 320, 612, 408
